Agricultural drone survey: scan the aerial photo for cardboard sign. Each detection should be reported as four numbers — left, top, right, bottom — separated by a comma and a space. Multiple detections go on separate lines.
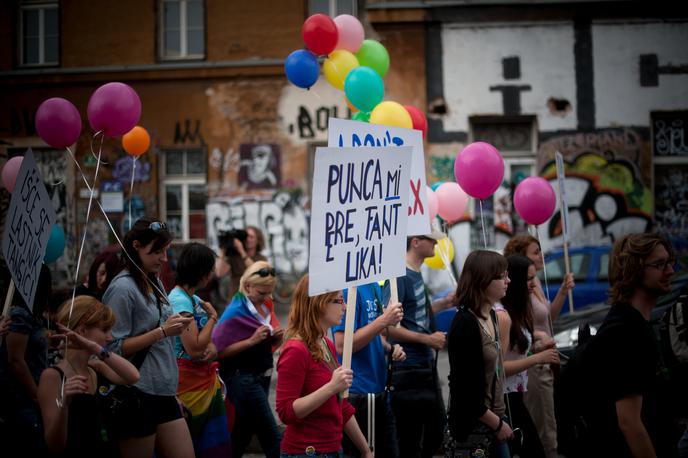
2, 149, 57, 309
327, 118, 431, 236
308, 146, 412, 296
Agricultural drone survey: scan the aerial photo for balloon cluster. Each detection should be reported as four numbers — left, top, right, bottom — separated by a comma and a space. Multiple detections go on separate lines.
284, 14, 428, 138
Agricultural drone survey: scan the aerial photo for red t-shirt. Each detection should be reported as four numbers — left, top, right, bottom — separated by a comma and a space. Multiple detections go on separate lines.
276, 338, 355, 454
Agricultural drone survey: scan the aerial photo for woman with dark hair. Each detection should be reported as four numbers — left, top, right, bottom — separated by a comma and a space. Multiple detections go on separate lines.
37, 296, 139, 457
276, 274, 372, 458
447, 250, 513, 458
0, 264, 52, 454
75, 250, 121, 300
213, 260, 282, 458
503, 235, 574, 458
169, 242, 230, 458
102, 218, 194, 458
495, 255, 558, 458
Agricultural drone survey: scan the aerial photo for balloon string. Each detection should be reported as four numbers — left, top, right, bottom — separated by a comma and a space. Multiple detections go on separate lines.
535, 224, 552, 306
129, 157, 136, 230
64, 147, 169, 302
437, 242, 457, 286
479, 199, 487, 249
59, 131, 103, 407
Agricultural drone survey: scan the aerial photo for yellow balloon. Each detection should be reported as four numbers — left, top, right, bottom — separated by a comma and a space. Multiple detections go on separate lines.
323, 50, 359, 90
424, 237, 455, 270
369, 101, 413, 129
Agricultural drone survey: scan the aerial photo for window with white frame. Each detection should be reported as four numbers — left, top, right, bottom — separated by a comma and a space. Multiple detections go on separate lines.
159, 0, 205, 60
160, 148, 207, 241
19, 1, 59, 66
309, 0, 356, 16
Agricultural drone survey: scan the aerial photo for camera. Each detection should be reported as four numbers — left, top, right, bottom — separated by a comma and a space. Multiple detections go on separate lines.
217, 229, 248, 257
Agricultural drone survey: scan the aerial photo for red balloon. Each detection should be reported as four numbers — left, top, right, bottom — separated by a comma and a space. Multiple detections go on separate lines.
404, 105, 427, 138
302, 14, 338, 56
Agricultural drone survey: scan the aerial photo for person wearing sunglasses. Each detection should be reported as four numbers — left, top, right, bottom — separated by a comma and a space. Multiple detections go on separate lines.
102, 218, 194, 458
576, 233, 677, 458
168, 243, 230, 458
276, 274, 372, 458
212, 261, 283, 457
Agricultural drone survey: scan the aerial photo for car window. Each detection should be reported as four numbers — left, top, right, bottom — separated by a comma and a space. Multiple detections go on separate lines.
541, 253, 590, 283
542, 257, 564, 283
570, 253, 590, 281
598, 253, 609, 281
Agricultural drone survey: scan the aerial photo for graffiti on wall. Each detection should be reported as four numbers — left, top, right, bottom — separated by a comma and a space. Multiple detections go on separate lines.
652, 111, 688, 156
655, 164, 688, 256
207, 190, 309, 275
112, 156, 151, 184
539, 153, 652, 252
174, 119, 206, 145
238, 144, 281, 190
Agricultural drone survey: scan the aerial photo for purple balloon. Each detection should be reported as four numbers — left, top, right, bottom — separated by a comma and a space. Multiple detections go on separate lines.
514, 177, 556, 225
87, 82, 141, 137
35, 98, 82, 148
454, 142, 504, 199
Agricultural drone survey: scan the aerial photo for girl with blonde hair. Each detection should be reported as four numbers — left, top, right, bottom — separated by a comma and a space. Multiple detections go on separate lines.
37, 296, 139, 456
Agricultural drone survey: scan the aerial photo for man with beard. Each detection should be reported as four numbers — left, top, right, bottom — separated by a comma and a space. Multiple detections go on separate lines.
582, 233, 678, 457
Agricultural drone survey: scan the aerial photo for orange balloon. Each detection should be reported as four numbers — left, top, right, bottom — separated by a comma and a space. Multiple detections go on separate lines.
122, 126, 150, 156
346, 96, 359, 113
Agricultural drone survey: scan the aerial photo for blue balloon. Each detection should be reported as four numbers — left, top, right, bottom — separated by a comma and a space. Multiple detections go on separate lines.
344, 66, 384, 113
284, 49, 319, 89
44, 225, 65, 263
430, 181, 445, 192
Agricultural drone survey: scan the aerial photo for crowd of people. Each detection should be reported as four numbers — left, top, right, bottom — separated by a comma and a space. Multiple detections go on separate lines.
0, 217, 686, 458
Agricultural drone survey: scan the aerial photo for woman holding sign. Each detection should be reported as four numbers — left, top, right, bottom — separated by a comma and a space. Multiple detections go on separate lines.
503, 235, 575, 458
276, 274, 372, 458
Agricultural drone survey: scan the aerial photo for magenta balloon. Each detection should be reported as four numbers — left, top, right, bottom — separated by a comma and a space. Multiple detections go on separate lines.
334, 14, 364, 53
435, 182, 469, 221
426, 186, 439, 220
35, 98, 82, 148
1, 156, 24, 192
87, 82, 141, 137
454, 142, 505, 199
514, 177, 557, 225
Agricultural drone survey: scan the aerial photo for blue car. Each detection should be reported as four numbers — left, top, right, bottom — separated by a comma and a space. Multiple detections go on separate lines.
540, 245, 612, 314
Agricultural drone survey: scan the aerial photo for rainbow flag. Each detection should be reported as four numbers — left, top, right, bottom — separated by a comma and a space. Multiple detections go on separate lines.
212, 292, 280, 354
177, 360, 231, 458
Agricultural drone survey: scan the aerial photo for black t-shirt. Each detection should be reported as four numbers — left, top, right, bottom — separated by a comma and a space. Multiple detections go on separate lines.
583, 303, 674, 457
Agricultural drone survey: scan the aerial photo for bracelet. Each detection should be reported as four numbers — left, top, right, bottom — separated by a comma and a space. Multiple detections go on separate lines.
208, 316, 217, 323
98, 346, 111, 360
493, 418, 504, 433
160, 326, 167, 338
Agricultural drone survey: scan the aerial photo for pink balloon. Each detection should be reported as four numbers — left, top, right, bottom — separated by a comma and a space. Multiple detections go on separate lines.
334, 14, 364, 53
435, 182, 469, 221
2, 157, 24, 192
35, 98, 82, 148
514, 177, 557, 225
454, 142, 504, 199
87, 82, 141, 137
426, 186, 438, 220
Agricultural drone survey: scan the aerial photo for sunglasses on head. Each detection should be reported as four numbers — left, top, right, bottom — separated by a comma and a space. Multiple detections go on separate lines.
251, 267, 276, 278
148, 221, 168, 232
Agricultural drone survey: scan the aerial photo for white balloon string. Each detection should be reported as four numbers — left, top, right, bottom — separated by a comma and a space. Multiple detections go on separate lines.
479, 199, 487, 249
438, 241, 457, 286
129, 157, 136, 230
64, 148, 169, 302
89, 130, 108, 164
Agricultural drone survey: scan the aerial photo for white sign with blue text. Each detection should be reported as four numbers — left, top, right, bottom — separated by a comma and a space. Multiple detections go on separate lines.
2, 149, 57, 309
308, 146, 412, 296
327, 117, 431, 236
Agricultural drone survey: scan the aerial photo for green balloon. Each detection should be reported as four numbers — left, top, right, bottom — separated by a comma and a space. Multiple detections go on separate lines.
352, 111, 370, 122
355, 40, 390, 78
344, 67, 384, 113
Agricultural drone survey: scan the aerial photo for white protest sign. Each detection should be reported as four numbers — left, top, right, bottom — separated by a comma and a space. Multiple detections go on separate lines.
2, 149, 57, 309
308, 146, 412, 296
327, 118, 431, 236
555, 151, 574, 313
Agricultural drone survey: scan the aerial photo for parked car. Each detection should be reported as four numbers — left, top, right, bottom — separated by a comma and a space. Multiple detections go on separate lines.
540, 245, 611, 314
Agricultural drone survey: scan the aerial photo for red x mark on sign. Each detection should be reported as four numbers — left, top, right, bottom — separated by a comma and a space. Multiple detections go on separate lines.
408, 179, 424, 216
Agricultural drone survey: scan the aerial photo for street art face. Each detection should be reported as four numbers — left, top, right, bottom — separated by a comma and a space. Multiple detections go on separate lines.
206, 190, 309, 275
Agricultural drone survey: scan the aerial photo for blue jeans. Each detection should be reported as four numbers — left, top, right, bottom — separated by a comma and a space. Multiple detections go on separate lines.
281, 451, 343, 458
229, 372, 281, 458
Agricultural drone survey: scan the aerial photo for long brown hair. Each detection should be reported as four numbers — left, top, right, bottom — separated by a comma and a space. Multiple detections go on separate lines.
503, 235, 539, 258
502, 255, 535, 353
283, 274, 339, 362
609, 233, 674, 305
454, 250, 508, 319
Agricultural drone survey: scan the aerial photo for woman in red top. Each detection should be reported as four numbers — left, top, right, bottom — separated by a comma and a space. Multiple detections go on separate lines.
276, 274, 372, 458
